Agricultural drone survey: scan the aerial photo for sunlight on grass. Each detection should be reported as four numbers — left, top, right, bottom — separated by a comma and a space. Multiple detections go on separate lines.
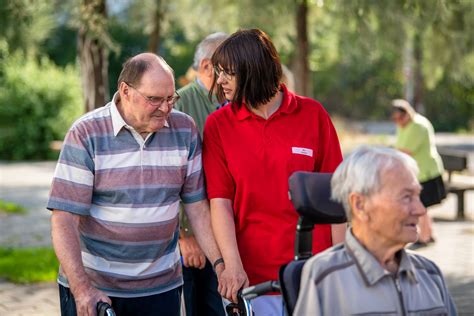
0, 199, 26, 214
0, 248, 58, 283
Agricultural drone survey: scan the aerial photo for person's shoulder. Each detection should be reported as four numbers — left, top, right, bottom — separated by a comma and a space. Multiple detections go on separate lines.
170, 109, 194, 123
177, 81, 198, 95
293, 93, 327, 114
304, 244, 354, 282
70, 104, 111, 133
209, 102, 232, 119
407, 251, 442, 275
413, 114, 433, 129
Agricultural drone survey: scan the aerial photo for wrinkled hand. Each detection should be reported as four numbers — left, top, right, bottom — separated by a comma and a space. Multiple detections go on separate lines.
217, 264, 249, 303
73, 285, 111, 316
179, 235, 206, 269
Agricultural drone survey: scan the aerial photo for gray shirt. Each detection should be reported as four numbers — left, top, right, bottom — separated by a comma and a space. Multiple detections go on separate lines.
294, 229, 457, 315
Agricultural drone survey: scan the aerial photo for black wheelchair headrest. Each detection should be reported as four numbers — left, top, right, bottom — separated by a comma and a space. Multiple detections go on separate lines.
289, 171, 347, 224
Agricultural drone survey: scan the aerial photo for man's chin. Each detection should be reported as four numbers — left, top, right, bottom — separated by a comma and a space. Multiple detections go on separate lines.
149, 119, 167, 131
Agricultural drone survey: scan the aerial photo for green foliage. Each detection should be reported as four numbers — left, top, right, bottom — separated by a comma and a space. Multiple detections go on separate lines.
5, 0, 473, 134
0, 247, 58, 283
425, 75, 474, 132
315, 54, 403, 120
0, 199, 26, 214
107, 18, 149, 93
0, 0, 55, 55
0, 53, 83, 160
44, 26, 78, 67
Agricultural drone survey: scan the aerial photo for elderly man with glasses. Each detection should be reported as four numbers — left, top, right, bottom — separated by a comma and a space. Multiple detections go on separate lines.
47, 53, 236, 316
294, 146, 457, 316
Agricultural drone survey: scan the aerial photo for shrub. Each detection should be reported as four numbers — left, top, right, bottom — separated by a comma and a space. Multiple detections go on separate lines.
0, 53, 83, 160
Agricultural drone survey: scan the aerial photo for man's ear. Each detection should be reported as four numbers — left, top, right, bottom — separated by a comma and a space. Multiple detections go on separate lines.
349, 192, 368, 221
200, 59, 213, 77
119, 82, 131, 101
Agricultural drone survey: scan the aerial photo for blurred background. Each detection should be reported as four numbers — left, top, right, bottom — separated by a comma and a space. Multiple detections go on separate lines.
0, 0, 472, 161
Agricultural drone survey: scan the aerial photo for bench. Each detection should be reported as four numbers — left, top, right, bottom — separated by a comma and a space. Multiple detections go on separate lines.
439, 149, 474, 220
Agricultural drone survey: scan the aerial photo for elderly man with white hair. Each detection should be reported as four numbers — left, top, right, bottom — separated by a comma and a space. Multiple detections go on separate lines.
294, 146, 457, 316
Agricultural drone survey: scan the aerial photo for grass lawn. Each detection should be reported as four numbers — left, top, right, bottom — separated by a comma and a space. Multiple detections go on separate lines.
0, 199, 26, 214
0, 247, 58, 283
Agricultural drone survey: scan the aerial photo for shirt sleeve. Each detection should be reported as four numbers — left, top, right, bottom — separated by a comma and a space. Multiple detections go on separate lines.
314, 109, 343, 172
202, 114, 235, 200
46, 125, 94, 215
396, 123, 426, 154
180, 120, 207, 204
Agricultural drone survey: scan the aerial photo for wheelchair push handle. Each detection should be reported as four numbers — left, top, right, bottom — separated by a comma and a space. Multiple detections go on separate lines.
225, 288, 254, 316
242, 280, 280, 300
225, 281, 280, 315
97, 301, 116, 316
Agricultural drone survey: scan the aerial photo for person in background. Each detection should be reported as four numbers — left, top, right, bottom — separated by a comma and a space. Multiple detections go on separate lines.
391, 99, 446, 249
281, 64, 295, 92
47, 53, 237, 316
294, 146, 457, 315
203, 28, 346, 315
174, 32, 229, 316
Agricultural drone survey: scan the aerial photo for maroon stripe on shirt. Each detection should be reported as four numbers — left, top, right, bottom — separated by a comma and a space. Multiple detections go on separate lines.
85, 260, 182, 290
79, 215, 179, 242
50, 179, 93, 205
95, 167, 187, 190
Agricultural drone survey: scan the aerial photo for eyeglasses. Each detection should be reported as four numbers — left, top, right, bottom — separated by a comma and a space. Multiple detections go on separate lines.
126, 83, 180, 107
214, 67, 235, 81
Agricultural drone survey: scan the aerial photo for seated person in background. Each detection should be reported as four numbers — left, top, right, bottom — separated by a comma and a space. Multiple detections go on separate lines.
294, 146, 457, 316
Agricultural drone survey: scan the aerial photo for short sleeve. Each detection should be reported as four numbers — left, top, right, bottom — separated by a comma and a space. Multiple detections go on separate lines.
180, 120, 207, 204
47, 126, 94, 215
202, 114, 235, 200
396, 123, 426, 154
315, 109, 343, 172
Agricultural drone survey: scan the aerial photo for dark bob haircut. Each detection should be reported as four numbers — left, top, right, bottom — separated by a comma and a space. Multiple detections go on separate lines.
210, 28, 282, 109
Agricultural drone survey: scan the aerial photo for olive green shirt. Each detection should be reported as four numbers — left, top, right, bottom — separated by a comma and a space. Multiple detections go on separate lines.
395, 113, 444, 182
175, 80, 218, 137
175, 79, 219, 235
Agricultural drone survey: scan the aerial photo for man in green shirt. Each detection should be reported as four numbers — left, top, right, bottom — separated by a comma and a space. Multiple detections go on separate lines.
392, 99, 446, 249
174, 32, 228, 316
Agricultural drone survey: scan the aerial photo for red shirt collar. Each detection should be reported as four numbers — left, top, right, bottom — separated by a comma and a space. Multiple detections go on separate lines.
234, 84, 297, 121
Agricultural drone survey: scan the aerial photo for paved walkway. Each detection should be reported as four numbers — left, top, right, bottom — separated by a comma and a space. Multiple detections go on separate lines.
0, 159, 473, 315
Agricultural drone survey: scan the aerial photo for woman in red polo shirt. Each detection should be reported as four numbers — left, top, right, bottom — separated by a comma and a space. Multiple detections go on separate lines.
202, 28, 346, 315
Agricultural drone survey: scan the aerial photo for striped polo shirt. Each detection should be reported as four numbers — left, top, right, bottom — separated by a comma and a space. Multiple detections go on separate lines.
47, 93, 206, 297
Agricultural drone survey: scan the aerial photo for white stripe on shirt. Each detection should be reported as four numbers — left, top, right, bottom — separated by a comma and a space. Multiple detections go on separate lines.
90, 201, 180, 224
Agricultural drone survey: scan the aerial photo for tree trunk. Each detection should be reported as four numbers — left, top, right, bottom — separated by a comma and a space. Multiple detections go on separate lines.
78, 0, 109, 112
293, 0, 312, 97
147, 0, 163, 53
403, 36, 414, 105
413, 32, 424, 113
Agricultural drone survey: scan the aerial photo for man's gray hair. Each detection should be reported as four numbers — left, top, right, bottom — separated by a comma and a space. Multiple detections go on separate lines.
331, 146, 419, 219
192, 32, 229, 70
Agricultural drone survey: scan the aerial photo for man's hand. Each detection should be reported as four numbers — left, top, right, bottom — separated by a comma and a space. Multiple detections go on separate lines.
52, 210, 110, 315
179, 235, 206, 269
217, 264, 249, 303
73, 284, 111, 316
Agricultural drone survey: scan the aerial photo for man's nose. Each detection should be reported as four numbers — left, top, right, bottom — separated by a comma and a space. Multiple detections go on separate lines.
157, 101, 171, 112
413, 198, 427, 216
